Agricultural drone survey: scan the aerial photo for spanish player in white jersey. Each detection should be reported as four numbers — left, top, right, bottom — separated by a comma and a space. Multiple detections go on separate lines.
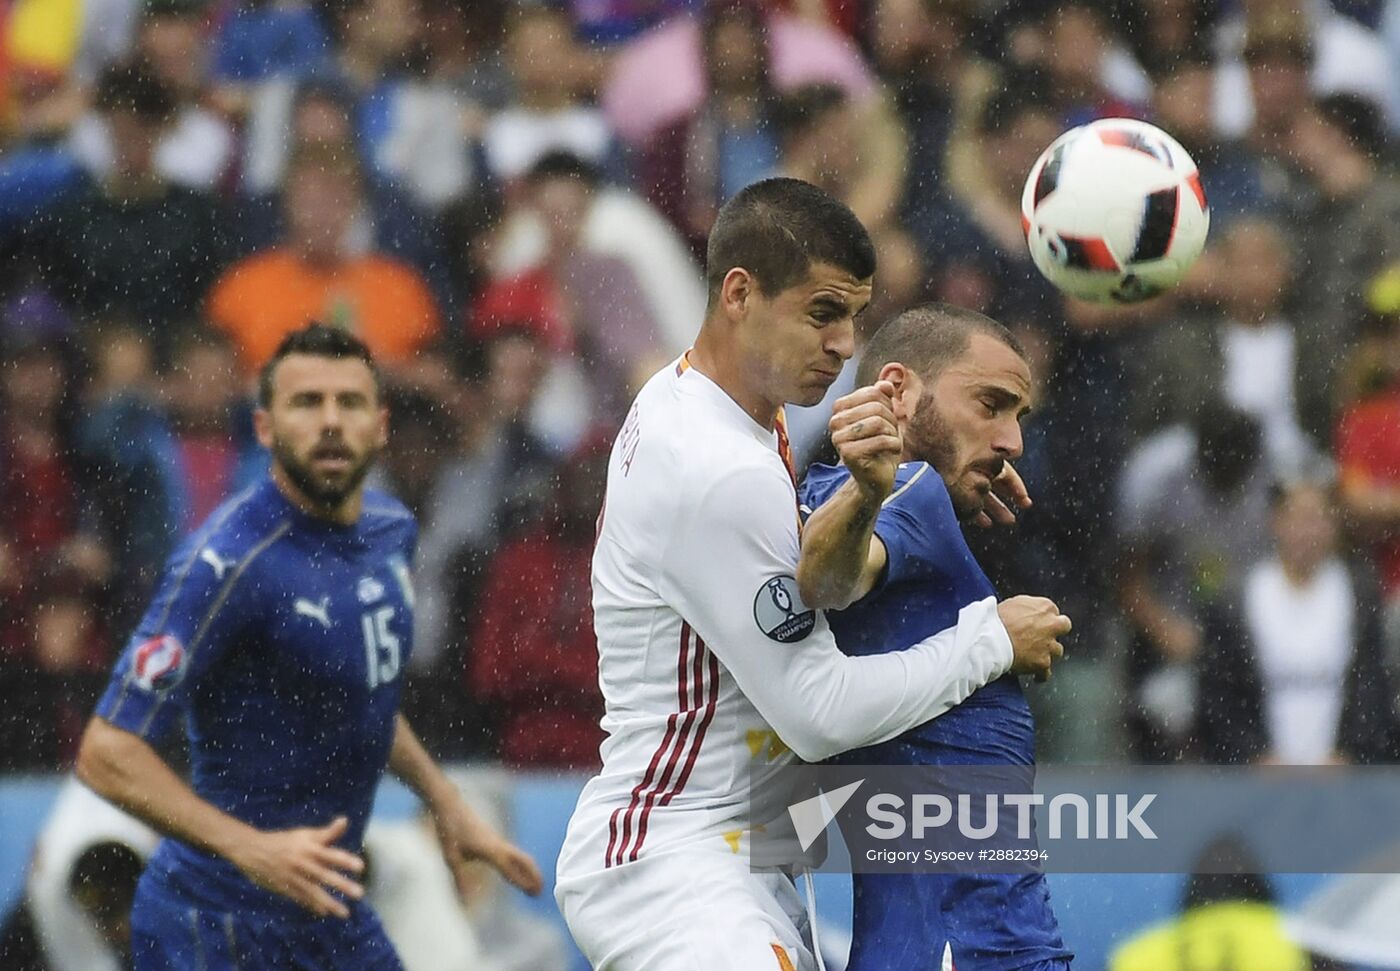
555, 179, 1071, 970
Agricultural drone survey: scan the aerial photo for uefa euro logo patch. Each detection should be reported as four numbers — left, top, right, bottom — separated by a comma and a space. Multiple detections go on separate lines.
133, 635, 185, 692
753, 575, 815, 643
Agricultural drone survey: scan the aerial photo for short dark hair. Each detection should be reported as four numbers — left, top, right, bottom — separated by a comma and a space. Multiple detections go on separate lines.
94, 60, 176, 123
856, 303, 1024, 388
257, 322, 380, 407
69, 841, 144, 915
525, 150, 602, 189
705, 177, 876, 303
773, 83, 847, 145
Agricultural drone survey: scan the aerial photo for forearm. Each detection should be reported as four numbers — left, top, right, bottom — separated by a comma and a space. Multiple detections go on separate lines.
76, 717, 258, 863
749, 598, 1013, 762
1341, 484, 1400, 536
798, 477, 884, 610
387, 714, 458, 811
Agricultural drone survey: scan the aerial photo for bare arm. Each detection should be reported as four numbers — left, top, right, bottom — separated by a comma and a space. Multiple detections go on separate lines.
799, 478, 888, 610
1118, 551, 1200, 662
388, 715, 543, 897
77, 717, 365, 917
796, 382, 900, 610
1340, 478, 1400, 537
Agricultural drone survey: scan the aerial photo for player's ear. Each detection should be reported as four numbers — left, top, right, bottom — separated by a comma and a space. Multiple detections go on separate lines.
253, 406, 273, 449
719, 267, 754, 321
879, 362, 917, 419
376, 405, 389, 448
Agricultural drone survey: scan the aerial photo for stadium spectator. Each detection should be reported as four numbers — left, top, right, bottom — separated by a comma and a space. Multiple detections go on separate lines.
1132, 217, 1319, 477
69, 0, 235, 191
492, 150, 704, 353
868, 0, 993, 228
14, 62, 229, 363
1109, 835, 1308, 971
9, 780, 158, 971
1214, 0, 1396, 139
483, 5, 612, 183
474, 154, 666, 450
632, 0, 898, 250
78, 327, 261, 618
1231, 10, 1320, 230
1196, 480, 1397, 765
10, 571, 111, 770
603, 0, 876, 153
1117, 403, 1275, 762
1147, 45, 1268, 230
468, 433, 610, 770
1288, 93, 1400, 439
405, 329, 557, 759
239, 0, 477, 210
1029, 0, 1150, 128
210, 0, 331, 88
208, 144, 442, 374
1336, 271, 1400, 678
933, 82, 1061, 325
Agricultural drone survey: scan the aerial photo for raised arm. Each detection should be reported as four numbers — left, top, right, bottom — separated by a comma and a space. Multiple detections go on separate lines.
797, 381, 899, 610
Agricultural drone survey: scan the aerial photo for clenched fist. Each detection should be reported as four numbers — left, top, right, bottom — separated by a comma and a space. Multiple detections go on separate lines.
997, 596, 1071, 682
828, 380, 902, 500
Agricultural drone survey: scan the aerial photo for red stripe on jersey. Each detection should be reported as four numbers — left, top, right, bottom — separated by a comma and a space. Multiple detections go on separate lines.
659, 643, 719, 808
626, 629, 708, 862
606, 623, 691, 867
631, 638, 720, 861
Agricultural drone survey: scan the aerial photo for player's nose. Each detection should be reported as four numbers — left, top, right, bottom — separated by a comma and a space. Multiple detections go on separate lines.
993, 417, 1024, 460
824, 319, 856, 361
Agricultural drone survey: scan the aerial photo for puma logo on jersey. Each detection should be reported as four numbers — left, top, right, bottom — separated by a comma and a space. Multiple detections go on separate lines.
200, 547, 235, 580
294, 596, 333, 628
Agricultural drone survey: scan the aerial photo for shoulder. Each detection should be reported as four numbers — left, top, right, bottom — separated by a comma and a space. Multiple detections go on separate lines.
362, 489, 418, 543
167, 484, 294, 593
362, 489, 415, 522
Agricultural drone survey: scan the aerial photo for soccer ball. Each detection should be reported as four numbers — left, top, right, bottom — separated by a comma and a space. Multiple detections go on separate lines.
1020, 118, 1209, 304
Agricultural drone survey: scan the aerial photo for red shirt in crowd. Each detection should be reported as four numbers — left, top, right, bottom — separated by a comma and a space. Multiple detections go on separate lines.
1337, 389, 1400, 597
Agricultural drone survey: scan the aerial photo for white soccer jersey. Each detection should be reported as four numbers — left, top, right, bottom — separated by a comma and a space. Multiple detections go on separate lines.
557, 357, 1014, 883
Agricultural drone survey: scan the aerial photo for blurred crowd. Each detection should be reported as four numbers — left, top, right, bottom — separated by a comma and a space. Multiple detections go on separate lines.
1, 0, 1400, 777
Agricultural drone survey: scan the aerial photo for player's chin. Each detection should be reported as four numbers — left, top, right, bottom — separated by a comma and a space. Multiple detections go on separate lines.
791, 380, 833, 407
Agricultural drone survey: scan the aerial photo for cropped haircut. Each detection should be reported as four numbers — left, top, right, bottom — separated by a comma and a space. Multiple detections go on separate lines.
856, 303, 1024, 388
705, 178, 876, 304
257, 322, 380, 407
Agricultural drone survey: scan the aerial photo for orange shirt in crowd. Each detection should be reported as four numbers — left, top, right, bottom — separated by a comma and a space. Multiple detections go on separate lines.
207, 249, 441, 373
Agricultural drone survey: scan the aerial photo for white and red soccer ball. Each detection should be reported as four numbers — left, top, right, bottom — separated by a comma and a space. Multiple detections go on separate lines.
1021, 118, 1210, 304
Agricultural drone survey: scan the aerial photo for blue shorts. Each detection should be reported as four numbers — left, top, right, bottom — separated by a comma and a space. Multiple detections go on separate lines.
130, 870, 403, 971
846, 870, 1072, 971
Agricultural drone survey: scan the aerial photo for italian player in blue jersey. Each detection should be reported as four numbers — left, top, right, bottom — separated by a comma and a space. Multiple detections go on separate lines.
75, 323, 542, 970
798, 304, 1073, 970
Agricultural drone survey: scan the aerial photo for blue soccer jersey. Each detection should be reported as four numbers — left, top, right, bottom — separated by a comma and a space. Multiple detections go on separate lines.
95, 476, 417, 917
801, 461, 1071, 971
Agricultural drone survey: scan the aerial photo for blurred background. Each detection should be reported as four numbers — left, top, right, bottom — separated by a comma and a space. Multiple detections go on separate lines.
2, 0, 1400, 968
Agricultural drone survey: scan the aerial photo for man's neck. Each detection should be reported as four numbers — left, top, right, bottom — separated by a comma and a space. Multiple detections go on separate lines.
271, 463, 361, 525
688, 331, 779, 431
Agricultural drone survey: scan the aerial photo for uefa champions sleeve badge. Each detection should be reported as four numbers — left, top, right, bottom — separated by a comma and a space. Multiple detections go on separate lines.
753, 575, 816, 643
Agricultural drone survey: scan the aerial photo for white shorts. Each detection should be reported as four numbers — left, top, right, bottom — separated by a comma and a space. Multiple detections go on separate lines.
555, 848, 816, 971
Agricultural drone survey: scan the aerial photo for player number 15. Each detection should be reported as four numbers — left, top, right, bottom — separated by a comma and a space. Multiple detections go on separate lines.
361, 606, 401, 690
